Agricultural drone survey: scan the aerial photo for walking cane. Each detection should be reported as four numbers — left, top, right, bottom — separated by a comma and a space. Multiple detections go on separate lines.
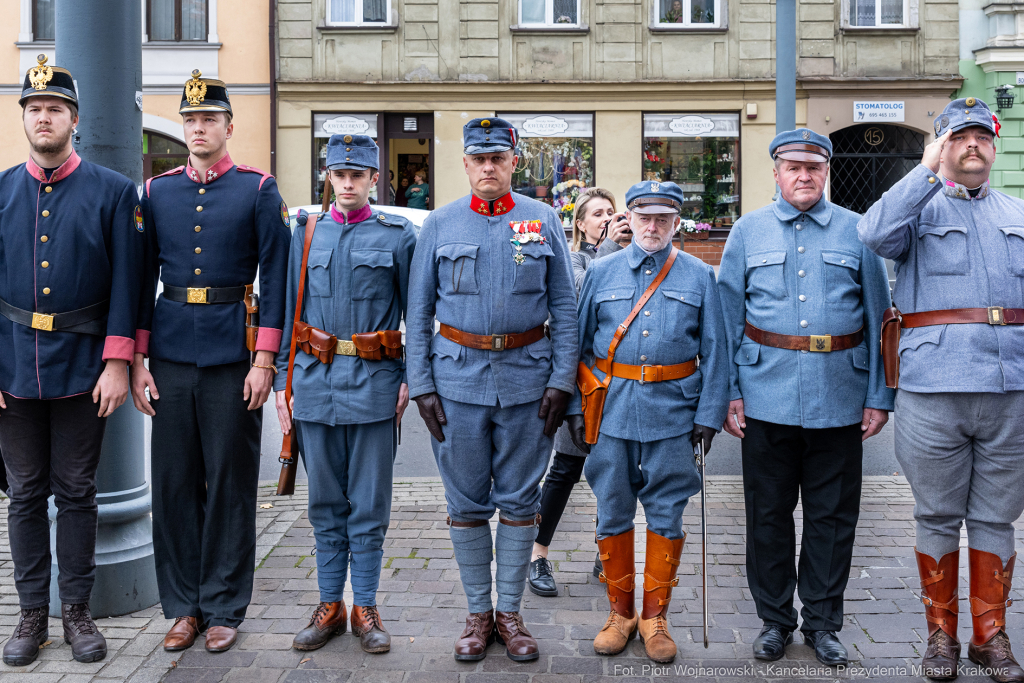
694, 439, 709, 648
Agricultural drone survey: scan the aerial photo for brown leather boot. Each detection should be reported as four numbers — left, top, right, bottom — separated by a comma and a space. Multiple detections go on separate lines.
454, 610, 495, 661
916, 549, 961, 680
639, 530, 684, 663
351, 605, 390, 654
164, 616, 203, 652
593, 528, 639, 656
967, 550, 1024, 683
494, 611, 539, 662
292, 601, 347, 651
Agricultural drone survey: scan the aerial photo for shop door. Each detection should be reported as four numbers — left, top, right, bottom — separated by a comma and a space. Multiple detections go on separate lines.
379, 113, 434, 210
829, 124, 924, 214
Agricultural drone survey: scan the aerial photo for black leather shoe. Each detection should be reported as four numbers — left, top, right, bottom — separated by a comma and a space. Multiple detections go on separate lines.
528, 557, 558, 597
593, 551, 603, 579
803, 630, 848, 666
753, 624, 793, 661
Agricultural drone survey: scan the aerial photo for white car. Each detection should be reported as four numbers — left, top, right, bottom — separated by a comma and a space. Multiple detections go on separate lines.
288, 204, 429, 232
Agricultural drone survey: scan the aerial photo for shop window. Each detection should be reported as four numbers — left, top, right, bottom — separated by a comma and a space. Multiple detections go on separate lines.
519, 0, 580, 26
143, 131, 189, 180
657, 0, 719, 27
327, 0, 390, 24
849, 0, 906, 26
313, 113, 380, 205
148, 0, 208, 41
499, 113, 594, 227
33, 0, 54, 41
642, 113, 739, 228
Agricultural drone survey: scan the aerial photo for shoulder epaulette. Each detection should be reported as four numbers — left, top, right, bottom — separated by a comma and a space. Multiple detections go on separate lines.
145, 166, 184, 198
374, 210, 408, 228
237, 165, 274, 190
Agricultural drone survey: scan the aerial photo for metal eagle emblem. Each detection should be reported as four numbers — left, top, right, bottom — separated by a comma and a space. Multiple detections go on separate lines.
802, 130, 811, 140
29, 54, 53, 91
184, 69, 207, 106
814, 338, 826, 351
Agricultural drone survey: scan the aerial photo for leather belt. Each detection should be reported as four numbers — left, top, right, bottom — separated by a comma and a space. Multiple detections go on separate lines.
900, 307, 1024, 328
294, 321, 402, 364
744, 321, 864, 353
0, 297, 108, 336
163, 284, 248, 305
594, 356, 698, 385
439, 323, 546, 351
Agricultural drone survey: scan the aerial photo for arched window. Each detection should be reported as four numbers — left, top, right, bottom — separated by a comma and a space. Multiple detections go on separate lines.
143, 131, 188, 179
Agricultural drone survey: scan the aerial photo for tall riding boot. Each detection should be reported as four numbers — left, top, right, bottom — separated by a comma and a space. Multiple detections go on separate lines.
639, 530, 684, 663
967, 550, 1024, 683
916, 549, 961, 681
593, 528, 639, 656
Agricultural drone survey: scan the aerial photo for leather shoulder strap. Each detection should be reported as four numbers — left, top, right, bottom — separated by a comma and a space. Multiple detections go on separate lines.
602, 248, 679, 387
284, 214, 319, 409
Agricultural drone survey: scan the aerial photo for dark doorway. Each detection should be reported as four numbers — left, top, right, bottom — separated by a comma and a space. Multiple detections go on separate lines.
379, 114, 433, 209
829, 124, 925, 214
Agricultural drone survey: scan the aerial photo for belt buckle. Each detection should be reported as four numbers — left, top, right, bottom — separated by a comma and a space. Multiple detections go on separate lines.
31, 312, 54, 331
186, 287, 209, 304
491, 335, 505, 351
336, 339, 356, 356
809, 335, 832, 352
639, 364, 654, 385
988, 306, 1006, 325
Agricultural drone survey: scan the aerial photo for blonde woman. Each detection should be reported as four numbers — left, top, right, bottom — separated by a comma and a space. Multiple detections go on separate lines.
529, 188, 628, 597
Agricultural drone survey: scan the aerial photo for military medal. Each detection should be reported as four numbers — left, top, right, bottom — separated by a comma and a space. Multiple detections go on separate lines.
509, 220, 545, 265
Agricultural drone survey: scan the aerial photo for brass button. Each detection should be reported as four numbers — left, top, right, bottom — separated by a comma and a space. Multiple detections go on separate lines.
640, 355, 647, 361
799, 295, 807, 302
194, 226, 201, 232
41, 261, 49, 268
40, 236, 48, 243
194, 268, 201, 275
346, 157, 350, 161
41, 210, 49, 217
45, 186, 52, 193
42, 287, 50, 295
800, 320, 808, 328
195, 247, 202, 254
346, 147, 351, 151
928, 177, 936, 184
196, 206, 203, 212
798, 270, 806, 277
644, 311, 651, 316
797, 246, 805, 254
642, 330, 649, 337
199, 188, 206, 195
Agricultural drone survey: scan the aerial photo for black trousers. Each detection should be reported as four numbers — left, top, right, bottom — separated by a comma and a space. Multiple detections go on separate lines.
0, 393, 106, 608
536, 452, 586, 547
150, 359, 261, 628
741, 416, 862, 632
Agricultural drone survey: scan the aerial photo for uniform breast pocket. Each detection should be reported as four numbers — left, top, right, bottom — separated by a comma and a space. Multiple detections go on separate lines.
821, 251, 861, 303
351, 249, 394, 301
595, 286, 636, 329
999, 226, 1024, 276
512, 242, 554, 294
437, 242, 480, 295
660, 289, 701, 342
746, 251, 788, 300
918, 224, 969, 275
307, 249, 333, 298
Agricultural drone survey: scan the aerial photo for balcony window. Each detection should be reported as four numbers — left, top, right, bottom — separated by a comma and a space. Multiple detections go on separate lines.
658, 0, 718, 27
149, 0, 208, 41
850, 0, 906, 27
33, 0, 54, 41
519, 0, 580, 27
327, 0, 389, 24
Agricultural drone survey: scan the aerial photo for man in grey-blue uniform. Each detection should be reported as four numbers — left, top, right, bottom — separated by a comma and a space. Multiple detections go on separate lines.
565, 181, 728, 663
859, 98, 1024, 683
718, 129, 894, 667
275, 134, 415, 655
406, 118, 577, 663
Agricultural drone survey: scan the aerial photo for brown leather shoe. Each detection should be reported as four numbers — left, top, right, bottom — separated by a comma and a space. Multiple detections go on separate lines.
494, 611, 539, 662
967, 550, 1024, 683
204, 625, 238, 652
351, 605, 390, 654
292, 602, 347, 651
639, 529, 684, 663
164, 616, 202, 652
594, 528, 638, 656
454, 610, 495, 661
916, 549, 961, 680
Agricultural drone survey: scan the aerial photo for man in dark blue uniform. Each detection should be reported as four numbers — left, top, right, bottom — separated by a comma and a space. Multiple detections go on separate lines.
129, 70, 290, 653
0, 55, 143, 666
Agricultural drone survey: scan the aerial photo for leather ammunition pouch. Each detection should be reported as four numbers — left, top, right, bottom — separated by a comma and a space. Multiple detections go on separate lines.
295, 320, 403, 364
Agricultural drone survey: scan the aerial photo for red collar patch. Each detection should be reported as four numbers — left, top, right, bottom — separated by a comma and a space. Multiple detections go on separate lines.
185, 152, 234, 185
470, 192, 515, 217
26, 150, 81, 184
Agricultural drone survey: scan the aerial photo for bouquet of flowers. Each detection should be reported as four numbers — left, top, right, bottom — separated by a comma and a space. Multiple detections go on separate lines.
553, 179, 585, 227
678, 220, 712, 240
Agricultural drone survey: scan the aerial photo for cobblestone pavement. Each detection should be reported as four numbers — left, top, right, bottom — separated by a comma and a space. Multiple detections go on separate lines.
0, 476, 1021, 682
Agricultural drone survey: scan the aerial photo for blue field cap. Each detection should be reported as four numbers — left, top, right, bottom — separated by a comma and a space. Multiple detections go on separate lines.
770, 128, 832, 162
933, 97, 996, 138
326, 134, 379, 171
463, 117, 518, 154
625, 180, 684, 214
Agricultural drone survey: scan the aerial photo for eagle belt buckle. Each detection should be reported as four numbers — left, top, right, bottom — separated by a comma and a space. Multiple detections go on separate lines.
491, 335, 505, 351
336, 339, 357, 356
988, 306, 1006, 325
31, 312, 54, 331
186, 287, 209, 304
809, 335, 832, 352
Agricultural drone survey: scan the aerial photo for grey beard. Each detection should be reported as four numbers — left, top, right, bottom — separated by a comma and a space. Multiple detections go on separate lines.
31, 128, 72, 156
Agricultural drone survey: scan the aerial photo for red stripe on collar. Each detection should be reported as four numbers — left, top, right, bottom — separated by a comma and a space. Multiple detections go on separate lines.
184, 152, 234, 185
470, 192, 515, 216
25, 150, 81, 183
330, 203, 373, 225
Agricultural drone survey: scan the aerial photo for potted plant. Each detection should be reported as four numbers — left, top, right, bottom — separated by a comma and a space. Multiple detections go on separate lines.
693, 222, 711, 240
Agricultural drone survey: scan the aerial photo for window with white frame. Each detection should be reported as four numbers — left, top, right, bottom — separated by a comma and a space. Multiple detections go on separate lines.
519, 0, 580, 26
327, 0, 390, 24
658, 0, 718, 26
849, 0, 906, 26
148, 0, 208, 41
32, 0, 54, 41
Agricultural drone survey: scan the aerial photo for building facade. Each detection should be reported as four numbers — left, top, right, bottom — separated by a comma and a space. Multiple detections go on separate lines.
1, 0, 271, 182
276, 0, 959, 263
